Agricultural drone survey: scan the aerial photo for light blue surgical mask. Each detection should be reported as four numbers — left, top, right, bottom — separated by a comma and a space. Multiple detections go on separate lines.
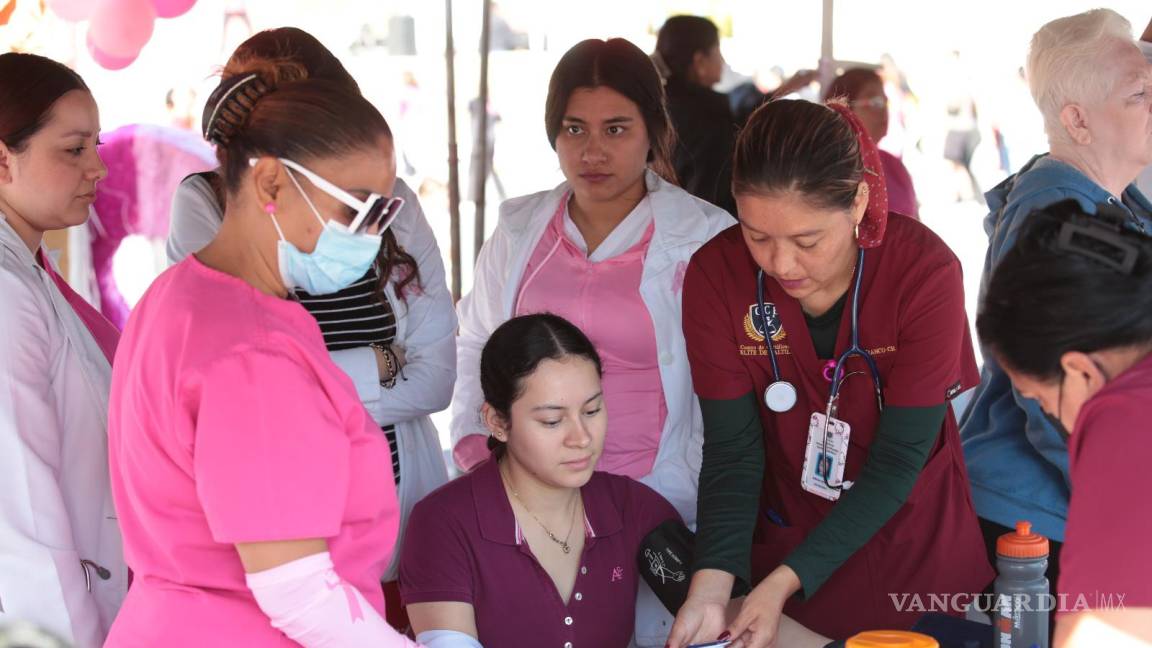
265, 159, 387, 295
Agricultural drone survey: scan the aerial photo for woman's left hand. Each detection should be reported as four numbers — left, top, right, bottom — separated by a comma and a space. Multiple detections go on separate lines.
726, 565, 802, 648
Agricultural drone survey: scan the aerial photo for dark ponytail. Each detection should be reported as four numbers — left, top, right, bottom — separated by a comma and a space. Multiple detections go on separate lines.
977, 199, 1152, 381
653, 15, 720, 83
479, 314, 603, 456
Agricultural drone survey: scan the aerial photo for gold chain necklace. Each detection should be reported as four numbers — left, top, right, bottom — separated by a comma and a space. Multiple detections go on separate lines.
502, 467, 580, 554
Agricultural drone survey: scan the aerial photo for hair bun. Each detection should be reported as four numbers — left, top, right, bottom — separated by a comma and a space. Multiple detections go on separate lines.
201, 73, 273, 145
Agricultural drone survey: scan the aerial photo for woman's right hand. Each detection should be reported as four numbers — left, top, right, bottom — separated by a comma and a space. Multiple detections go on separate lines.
668, 596, 728, 648
667, 569, 737, 648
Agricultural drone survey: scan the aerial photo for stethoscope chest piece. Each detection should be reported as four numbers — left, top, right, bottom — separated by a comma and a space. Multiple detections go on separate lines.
764, 380, 797, 413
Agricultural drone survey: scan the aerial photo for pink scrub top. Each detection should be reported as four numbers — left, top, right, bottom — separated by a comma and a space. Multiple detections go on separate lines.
105, 256, 399, 647
515, 197, 667, 478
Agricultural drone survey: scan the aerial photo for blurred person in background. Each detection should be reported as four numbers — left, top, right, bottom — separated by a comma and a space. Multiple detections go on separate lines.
653, 14, 737, 215
961, 8, 1152, 597
729, 66, 820, 128
166, 28, 456, 631
825, 67, 920, 219
0, 52, 125, 648
942, 50, 984, 204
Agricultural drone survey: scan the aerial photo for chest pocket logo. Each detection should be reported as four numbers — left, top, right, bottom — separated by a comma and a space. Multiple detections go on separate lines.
745, 303, 786, 343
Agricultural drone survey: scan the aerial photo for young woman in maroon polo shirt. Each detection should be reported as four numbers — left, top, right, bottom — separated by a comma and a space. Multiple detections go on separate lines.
977, 199, 1152, 648
669, 99, 992, 647
400, 314, 682, 647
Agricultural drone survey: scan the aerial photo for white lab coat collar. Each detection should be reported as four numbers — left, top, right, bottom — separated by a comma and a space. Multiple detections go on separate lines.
0, 211, 38, 266
495, 169, 721, 312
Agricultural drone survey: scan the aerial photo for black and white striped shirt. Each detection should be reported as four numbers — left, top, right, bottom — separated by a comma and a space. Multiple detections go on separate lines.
296, 267, 401, 484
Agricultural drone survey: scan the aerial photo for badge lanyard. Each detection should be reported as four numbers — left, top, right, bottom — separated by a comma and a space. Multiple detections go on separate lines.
755, 248, 885, 498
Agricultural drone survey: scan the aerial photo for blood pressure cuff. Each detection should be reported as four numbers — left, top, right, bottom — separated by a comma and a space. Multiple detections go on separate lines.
637, 519, 751, 615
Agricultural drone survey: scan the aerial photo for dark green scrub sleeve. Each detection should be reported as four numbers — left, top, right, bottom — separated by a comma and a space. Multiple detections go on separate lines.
692, 392, 764, 591
782, 403, 947, 597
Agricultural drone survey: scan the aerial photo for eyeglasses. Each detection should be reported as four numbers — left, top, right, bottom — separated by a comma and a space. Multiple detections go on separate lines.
849, 96, 887, 111
258, 157, 404, 235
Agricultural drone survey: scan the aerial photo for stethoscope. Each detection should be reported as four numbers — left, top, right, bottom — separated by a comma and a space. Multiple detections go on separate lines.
756, 247, 883, 417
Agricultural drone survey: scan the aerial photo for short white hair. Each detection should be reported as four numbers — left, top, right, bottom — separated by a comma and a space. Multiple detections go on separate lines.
1026, 8, 1134, 142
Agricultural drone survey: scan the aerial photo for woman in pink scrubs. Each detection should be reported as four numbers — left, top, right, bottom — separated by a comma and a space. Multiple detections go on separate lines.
105, 53, 414, 647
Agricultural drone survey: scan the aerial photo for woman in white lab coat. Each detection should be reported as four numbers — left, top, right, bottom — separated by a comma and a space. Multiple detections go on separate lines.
165, 29, 455, 599
0, 53, 126, 647
449, 38, 731, 646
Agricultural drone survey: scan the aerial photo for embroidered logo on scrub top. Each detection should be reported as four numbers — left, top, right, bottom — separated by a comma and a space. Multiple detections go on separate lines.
744, 303, 787, 343
611, 566, 624, 582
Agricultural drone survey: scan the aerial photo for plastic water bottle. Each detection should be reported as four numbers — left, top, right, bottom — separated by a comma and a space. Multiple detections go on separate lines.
992, 521, 1050, 648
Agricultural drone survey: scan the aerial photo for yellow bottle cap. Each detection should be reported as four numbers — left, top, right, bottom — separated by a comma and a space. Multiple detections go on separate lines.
846, 630, 939, 648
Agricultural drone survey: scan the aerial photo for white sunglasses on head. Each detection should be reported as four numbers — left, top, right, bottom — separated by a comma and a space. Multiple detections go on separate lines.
249, 157, 404, 235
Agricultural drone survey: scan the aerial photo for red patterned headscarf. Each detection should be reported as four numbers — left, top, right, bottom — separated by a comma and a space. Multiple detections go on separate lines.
826, 100, 888, 248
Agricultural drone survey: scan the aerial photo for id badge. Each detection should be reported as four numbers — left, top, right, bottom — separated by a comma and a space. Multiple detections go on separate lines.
800, 412, 853, 501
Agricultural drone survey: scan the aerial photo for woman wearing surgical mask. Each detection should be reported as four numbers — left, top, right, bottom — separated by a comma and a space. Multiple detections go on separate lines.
167, 28, 455, 627
105, 54, 417, 647
977, 199, 1152, 648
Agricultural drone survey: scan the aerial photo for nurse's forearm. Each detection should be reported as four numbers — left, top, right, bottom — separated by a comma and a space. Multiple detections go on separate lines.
693, 393, 764, 590
782, 404, 946, 598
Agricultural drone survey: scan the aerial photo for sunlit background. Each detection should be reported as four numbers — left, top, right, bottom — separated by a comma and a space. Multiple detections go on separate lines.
5, 0, 1150, 444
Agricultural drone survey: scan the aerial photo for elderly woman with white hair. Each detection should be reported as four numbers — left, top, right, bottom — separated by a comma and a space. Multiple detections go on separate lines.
961, 7, 1152, 590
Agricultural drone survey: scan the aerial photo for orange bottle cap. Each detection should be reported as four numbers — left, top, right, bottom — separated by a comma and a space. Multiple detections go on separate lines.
996, 520, 1050, 559
846, 630, 939, 647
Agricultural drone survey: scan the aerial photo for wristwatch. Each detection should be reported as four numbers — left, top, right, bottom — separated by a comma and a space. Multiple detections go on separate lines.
370, 342, 398, 389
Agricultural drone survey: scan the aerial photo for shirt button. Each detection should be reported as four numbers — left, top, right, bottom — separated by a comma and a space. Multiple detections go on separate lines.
574, 592, 583, 601
564, 616, 573, 626
564, 643, 573, 648
580, 566, 587, 575
660, 352, 674, 365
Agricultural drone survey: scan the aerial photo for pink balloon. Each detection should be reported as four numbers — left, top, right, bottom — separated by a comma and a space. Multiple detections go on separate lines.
88, 0, 156, 59
87, 33, 140, 71
46, 0, 99, 22
152, 0, 195, 18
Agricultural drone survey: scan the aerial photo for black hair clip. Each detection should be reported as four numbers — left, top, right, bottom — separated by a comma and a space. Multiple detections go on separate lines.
201, 73, 269, 144
1055, 216, 1140, 275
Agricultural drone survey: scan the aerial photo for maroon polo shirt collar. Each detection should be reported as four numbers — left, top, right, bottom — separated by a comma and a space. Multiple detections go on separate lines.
471, 457, 624, 547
